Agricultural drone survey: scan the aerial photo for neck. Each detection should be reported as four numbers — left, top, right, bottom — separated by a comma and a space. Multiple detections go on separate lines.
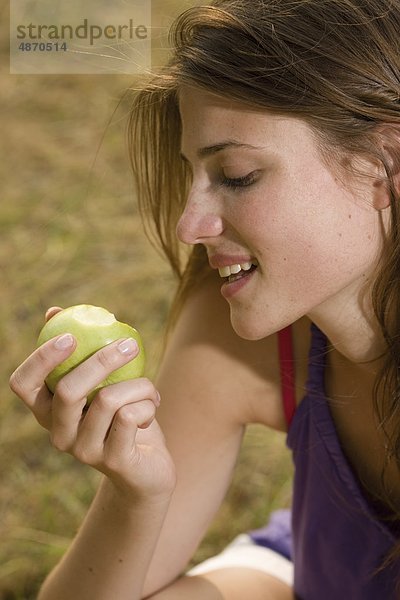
308, 281, 387, 369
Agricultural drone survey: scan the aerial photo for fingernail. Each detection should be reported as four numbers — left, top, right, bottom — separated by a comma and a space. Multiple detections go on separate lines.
155, 391, 161, 407
117, 338, 138, 355
54, 334, 74, 350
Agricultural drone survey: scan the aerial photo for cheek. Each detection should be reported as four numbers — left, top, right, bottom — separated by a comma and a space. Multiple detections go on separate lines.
249, 180, 380, 290
269, 215, 377, 290
227, 170, 383, 339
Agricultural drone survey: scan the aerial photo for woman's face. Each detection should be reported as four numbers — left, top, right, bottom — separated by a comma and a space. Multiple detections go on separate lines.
176, 85, 388, 340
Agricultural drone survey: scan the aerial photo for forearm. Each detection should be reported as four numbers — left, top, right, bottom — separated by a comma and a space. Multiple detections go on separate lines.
38, 477, 172, 600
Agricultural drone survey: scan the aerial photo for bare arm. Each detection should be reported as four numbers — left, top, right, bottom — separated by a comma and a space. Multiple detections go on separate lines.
11, 273, 285, 599
141, 273, 285, 596
38, 476, 173, 600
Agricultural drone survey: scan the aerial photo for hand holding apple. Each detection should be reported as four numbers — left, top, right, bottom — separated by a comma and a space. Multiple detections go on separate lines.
37, 304, 145, 402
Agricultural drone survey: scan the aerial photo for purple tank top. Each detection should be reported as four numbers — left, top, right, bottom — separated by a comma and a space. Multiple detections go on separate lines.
287, 322, 399, 598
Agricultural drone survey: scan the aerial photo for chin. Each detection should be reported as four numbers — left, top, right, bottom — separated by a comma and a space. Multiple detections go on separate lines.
230, 314, 268, 341
230, 308, 297, 341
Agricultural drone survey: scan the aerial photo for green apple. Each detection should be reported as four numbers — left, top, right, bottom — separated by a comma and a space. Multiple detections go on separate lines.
37, 304, 145, 402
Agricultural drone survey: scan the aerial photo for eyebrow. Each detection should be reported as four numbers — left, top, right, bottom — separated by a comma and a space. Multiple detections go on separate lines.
179, 140, 264, 163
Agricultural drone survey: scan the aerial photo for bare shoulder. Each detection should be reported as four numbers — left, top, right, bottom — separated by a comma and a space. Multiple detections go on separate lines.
160, 273, 312, 432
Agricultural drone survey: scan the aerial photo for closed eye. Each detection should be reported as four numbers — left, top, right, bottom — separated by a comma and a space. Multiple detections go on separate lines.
220, 172, 258, 191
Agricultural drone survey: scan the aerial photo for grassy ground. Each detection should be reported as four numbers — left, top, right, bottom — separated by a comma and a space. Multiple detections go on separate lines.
1, 1, 293, 597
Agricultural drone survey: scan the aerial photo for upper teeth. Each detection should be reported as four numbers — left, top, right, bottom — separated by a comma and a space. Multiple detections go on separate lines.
218, 260, 258, 278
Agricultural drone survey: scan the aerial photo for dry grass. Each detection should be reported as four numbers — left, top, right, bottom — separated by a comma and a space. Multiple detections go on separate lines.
1, 1, 293, 597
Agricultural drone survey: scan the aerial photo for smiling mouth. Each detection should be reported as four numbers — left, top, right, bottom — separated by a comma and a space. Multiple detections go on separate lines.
218, 261, 259, 284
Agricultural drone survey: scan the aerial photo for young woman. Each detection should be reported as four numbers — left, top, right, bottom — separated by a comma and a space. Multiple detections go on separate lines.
10, 1, 400, 598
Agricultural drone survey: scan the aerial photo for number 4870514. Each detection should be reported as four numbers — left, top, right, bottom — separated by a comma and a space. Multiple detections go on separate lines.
18, 42, 67, 52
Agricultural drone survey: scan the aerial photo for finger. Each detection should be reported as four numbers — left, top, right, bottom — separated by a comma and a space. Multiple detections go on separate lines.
51, 338, 140, 450
73, 379, 159, 464
103, 400, 157, 469
9, 334, 76, 421
45, 306, 63, 322
27, 386, 53, 429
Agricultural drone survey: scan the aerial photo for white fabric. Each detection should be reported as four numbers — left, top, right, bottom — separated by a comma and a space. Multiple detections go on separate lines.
186, 533, 294, 586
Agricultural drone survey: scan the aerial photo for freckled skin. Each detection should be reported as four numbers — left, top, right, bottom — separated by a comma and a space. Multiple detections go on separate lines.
177, 85, 391, 361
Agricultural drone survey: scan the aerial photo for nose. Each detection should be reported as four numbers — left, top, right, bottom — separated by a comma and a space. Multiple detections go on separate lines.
176, 190, 224, 245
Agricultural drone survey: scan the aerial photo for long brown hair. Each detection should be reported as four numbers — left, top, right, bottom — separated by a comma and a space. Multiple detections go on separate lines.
127, 0, 400, 572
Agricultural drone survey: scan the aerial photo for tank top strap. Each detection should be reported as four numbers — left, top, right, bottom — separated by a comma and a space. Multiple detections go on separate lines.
277, 325, 296, 429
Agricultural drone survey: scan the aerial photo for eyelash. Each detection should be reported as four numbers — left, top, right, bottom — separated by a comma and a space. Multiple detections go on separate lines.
220, 172, 258, 191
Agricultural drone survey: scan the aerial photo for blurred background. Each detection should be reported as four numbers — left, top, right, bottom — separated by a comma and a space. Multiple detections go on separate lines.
1, 0, 293, 597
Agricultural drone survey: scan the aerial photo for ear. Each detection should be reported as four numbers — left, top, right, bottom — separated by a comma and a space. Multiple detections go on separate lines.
372, 178, 392, 211
372, 123, 400, 211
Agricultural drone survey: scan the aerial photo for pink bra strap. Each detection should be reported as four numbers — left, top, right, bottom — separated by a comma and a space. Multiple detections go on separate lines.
277, 325, 296, 428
